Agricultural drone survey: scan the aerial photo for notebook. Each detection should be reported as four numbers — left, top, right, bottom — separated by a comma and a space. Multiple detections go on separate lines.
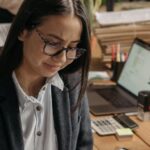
88, 38, 150, 115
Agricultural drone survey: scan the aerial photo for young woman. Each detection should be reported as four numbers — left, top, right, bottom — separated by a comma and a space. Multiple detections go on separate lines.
0, 0, 93, 150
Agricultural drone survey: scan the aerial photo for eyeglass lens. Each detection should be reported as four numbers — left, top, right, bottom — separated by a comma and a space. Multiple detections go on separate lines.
44, 45, 85, 59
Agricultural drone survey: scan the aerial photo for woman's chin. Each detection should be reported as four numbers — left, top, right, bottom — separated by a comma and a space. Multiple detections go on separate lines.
42, 70, 58, 78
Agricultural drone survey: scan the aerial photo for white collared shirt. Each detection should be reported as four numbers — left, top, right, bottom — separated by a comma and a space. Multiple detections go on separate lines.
12, 72, 64, 150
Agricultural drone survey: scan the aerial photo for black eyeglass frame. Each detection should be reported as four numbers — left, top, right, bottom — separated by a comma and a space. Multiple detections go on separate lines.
35, 28, 86, 60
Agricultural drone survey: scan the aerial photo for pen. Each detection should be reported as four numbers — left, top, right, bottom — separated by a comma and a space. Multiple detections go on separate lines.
116, 43, 120, 62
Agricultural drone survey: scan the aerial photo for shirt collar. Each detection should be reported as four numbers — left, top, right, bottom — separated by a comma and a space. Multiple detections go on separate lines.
12, 72, 28, 109
12, 72, 64, 109
12, 71, 64, 95
46, 73, 64, 91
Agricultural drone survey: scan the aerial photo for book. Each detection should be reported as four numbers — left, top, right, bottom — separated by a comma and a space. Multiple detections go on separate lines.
95, 8, 150, 26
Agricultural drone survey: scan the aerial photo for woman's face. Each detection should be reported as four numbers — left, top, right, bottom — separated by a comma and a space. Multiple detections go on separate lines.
19, 15, 83, 78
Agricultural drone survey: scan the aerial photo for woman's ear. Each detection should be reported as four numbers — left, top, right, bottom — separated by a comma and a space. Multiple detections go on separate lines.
18, 29, 29, 41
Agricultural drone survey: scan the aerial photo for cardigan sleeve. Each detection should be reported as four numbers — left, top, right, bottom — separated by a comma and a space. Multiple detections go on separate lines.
61, 71, 93, 149
76, 93, 93, 150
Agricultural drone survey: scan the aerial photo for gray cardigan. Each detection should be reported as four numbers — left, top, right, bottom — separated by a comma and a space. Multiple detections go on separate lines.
0, 73, 93, 150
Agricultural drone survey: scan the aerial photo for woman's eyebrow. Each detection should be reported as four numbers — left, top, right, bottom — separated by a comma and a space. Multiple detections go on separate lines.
47, 33, 80, 43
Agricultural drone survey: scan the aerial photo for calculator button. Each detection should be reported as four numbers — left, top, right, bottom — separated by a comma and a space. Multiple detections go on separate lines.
91, 117, 124, 135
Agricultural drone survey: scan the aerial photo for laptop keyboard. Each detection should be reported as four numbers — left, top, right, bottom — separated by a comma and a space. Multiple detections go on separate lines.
97, 88, 135, 108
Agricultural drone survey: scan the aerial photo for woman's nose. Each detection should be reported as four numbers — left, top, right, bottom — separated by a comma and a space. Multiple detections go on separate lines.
52, 51, 67, 63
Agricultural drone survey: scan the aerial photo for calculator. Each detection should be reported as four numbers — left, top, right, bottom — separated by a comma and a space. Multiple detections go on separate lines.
91, 117, 124, 135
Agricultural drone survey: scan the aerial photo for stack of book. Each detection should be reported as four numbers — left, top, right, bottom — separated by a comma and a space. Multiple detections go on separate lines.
94, 8, 150, 63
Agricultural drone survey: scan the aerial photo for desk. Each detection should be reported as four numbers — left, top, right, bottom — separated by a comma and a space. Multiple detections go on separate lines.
90, 35, 150, 150
92, 115, 150, 150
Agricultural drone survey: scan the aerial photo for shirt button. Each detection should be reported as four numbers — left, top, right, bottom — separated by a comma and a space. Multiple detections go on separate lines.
42, 87, 46, 91
37, 131, 42, 136
36, 105, 42, 111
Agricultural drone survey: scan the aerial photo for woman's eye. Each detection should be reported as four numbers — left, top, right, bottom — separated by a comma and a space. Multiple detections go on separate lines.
46, 41, 61, 48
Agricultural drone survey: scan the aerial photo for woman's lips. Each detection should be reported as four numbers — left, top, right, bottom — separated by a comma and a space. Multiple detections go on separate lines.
44, 63, 61, 71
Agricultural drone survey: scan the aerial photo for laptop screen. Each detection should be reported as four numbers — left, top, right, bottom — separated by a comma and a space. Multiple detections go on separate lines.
118, 39, 150, 96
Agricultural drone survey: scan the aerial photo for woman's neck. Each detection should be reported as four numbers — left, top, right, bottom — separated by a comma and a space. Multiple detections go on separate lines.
15, 67, 46, 97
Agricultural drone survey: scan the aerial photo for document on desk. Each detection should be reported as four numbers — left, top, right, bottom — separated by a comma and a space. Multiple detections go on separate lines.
88, 71, 110, 80
0, 23, 11, 47
95, 8, 150, 26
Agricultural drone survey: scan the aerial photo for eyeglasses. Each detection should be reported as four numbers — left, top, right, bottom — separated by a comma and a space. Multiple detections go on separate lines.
35, 29, 86, 60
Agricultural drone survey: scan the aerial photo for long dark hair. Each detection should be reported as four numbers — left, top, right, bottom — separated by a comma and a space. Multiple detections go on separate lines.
0, 0, 91, 111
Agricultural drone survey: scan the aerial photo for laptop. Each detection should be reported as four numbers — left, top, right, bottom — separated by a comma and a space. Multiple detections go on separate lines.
88, 38, 150, 115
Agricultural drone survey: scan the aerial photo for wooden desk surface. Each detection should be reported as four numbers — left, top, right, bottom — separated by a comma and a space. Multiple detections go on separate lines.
91, 115, 150, 150
132, 117, 150, 147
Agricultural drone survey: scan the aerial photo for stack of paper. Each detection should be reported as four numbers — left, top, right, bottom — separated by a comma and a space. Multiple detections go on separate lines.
88, 71, 110, 80
116, 128, 133, 141
0, 23, 11, 47
94, 8, 150, 62
95, 8, 150, 26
